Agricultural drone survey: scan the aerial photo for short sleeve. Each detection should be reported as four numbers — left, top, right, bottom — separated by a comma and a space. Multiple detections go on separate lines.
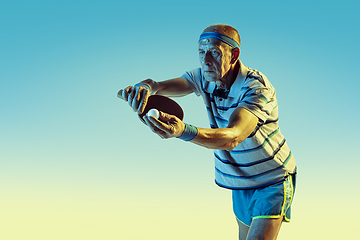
180, 68, 203, 96
237, 78, 277, 123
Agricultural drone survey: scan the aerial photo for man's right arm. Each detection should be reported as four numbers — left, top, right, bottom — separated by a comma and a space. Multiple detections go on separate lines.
141, 77, 193, 97
117, 77, 193, 114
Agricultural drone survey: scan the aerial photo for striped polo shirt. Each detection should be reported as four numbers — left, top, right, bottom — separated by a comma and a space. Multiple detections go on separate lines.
180, 61, 296, 190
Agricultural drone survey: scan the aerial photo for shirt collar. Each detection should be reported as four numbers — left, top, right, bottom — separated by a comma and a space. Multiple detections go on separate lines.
201, 60, 248, 98
227, 60, 248, 98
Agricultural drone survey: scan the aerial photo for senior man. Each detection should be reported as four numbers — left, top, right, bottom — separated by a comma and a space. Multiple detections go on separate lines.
118, 24, 297, 240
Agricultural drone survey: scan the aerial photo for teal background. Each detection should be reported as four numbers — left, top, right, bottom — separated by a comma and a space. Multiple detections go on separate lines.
1, 0, 359, 239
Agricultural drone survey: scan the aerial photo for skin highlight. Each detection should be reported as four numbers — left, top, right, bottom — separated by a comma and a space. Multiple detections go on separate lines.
198, 25, 241, 90
198, 38, 236, 88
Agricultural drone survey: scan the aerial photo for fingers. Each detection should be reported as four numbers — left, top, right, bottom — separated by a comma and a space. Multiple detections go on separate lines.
128, 87, 139, 110
118, 85, 150, 113
159, 111, 178, 122
143, 115, 168, 139
120, 86, 132, 102
117, 89, 124, 99
143, 112, 183, 139
138, 88, 150, 115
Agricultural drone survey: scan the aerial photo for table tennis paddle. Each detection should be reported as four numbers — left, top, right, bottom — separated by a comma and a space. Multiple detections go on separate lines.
138, 95, 184, 124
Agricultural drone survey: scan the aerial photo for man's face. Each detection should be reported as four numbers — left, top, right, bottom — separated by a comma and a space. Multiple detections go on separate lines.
198, 38, 233, 83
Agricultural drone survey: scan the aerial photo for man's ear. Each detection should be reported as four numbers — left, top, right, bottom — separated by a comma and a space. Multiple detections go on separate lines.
231, 47, 240, 64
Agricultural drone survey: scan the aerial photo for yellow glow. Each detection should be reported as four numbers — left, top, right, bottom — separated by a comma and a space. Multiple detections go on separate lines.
1, 183, 359, 240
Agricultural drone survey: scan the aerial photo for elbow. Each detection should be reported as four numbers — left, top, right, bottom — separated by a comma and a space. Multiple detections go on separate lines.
223, 144, 237, 151
222, 138, 243, 151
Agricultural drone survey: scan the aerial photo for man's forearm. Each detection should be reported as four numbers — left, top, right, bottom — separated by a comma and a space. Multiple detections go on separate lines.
185, 107, 258, 151
189, 127, 243, 151
140, 78, 193, 97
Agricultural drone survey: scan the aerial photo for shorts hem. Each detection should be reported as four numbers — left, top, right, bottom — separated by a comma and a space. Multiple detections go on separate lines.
235, 216, 250, 227
252, 214, 291, 223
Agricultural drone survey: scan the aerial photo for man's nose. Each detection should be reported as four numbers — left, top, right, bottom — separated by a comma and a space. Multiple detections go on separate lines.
203, 52, 212, 66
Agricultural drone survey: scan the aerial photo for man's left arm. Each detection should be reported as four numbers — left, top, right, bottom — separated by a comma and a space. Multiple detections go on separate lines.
143, 107, 258, 151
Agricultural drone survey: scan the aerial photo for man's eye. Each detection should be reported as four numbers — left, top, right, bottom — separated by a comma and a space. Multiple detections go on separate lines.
212, 50, 219, 56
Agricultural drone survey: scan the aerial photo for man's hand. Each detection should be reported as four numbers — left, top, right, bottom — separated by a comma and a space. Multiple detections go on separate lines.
143, 111, 185, 139
117, 78, 193, 115
117, 83, 151, 115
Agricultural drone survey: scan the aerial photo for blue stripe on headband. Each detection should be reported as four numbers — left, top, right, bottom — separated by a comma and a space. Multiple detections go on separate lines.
198, 32, 240, 48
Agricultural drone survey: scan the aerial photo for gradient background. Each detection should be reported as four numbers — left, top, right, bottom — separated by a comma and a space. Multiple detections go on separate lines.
1, 0, 359, 239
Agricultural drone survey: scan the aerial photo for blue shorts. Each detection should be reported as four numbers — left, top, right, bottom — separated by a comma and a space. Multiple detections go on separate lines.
232, 174, 296, 227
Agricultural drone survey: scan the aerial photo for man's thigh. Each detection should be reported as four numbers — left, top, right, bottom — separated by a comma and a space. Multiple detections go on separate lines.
246, 217, 283, 240
236, 217, 249, 240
